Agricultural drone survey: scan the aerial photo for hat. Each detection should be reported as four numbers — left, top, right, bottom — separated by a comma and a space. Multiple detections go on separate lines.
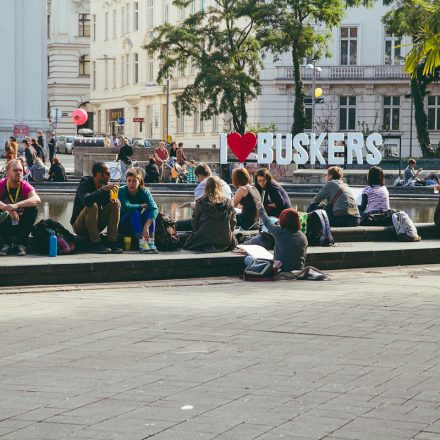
9, 136, 16, 141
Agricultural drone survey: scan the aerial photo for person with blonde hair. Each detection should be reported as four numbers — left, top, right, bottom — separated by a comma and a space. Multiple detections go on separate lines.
184, 176, 237, 251
118, 167, 159, 252
29, 157, 49, 182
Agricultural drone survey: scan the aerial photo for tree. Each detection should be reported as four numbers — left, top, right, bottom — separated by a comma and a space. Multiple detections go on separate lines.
404, 0, 440, 77
383, 0, 439, 157
258, 0, 373, 136
144, 0, 263, 135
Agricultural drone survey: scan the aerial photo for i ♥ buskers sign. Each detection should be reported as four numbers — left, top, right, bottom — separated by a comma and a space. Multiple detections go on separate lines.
220, 132, 383, 166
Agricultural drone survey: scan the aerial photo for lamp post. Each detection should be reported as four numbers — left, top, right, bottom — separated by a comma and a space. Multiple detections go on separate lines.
306, 61, 322, 133
166, 77, 170, 145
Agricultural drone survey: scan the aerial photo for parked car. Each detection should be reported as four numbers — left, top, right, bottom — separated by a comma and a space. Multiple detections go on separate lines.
77, 128, 95, 137
131, 138, 162, 148
55, 135, 75, 154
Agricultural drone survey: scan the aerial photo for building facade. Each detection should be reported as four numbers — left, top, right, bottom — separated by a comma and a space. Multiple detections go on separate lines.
47, 0, 92, 136
90, 1, 440, 157
0, 0, 48, 150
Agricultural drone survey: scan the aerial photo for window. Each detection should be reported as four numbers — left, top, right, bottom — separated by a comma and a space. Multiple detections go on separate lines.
147, 0, 154, 28
384, 32, 401, 65
78, 13, 90, 37
121, 55, 125, 86
105, 59, 109, 89
133, 2, 139, 31
189, 58, 195, 76
200, 0, 205, 11
191, 0, 196, 14
177, 62, 185, 78
92, 14, 96, 41
121, 6, 125, 34
428, 96, 440, 131
212, 114, 218, 133
193, 104, 204, 133
179, 5, 186, 20
147, 55, 154, 82
79, 55, 90, 76
146, 105, 153, 137
104, 12, 109, 40
113, 9, 117, 38
112, 59, 117, 88
383, 96, 400, 131
340, 26, 357, 65
47, 55, 50, 77
92, 61, 96, 89
133, 53, 139, 84
339, 96, 356, 130
163, 0, 169, 23
126, 54, 130, 85
126, 3, 130, 33
177, 104, 185, 133
47, 13, 51, 38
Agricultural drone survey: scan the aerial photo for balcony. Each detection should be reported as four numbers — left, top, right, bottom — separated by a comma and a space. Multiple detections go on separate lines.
275, 65, 410, 82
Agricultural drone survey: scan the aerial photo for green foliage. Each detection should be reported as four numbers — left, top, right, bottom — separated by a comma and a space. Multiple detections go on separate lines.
246, 122, 277, 133
144, 0, 263, 134
258, 0, 373, 135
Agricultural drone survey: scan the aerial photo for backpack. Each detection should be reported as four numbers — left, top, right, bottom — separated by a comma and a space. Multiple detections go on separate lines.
32, 219, 76, 255
306, 210, 334, 246
154, 212, 180, 251
243, 259, 280, 281
392, 211, 421, 241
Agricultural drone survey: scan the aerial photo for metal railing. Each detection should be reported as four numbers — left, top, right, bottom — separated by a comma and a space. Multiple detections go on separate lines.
275, 65, 410, 81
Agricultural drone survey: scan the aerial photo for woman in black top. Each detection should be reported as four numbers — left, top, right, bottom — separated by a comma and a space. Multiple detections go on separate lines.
232, 167, 261, 230
169, 141, 178, 158
145, 158, 160, 183
255, 168, 291, 217
49, 157, 68, 182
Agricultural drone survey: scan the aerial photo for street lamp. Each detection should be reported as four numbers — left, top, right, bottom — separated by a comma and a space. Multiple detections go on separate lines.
306, 61, 322, 133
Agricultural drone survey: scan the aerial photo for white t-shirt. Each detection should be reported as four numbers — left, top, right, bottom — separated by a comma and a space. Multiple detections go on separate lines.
361, 185, 390, 213
194, 177, 232, 200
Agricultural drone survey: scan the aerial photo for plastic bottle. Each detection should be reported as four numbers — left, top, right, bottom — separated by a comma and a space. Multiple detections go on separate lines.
49, 233, 57, 257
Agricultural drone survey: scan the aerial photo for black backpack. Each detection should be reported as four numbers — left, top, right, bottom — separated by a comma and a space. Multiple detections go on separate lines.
154, 213, 180, 251
32, 219, 77, 254
306, 210, 334, 247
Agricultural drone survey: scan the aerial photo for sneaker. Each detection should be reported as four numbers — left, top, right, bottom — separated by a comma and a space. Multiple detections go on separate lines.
108, 241, 123, 254
0, 244, 10, 256
138, 239, 150, 253
89, 242, 112, 254
147, 241, 158, 254
16, 245, 27, 256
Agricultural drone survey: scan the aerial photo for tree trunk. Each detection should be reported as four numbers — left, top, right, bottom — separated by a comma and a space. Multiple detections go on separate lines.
411, 72, 433, 157
291, 46, 306, 136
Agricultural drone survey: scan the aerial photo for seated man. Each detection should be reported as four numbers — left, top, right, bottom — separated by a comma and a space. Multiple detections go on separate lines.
0, 159, 41, 256
70, 162, 122, 254
176, 163, 232, 231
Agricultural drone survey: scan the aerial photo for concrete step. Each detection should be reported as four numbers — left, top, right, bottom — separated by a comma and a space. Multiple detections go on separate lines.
1, 239, 440, 286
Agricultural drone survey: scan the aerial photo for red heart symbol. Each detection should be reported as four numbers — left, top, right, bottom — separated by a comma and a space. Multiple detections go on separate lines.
227, 132, 257, 162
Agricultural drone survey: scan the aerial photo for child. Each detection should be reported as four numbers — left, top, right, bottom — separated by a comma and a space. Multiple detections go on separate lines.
186, 160, 197, 183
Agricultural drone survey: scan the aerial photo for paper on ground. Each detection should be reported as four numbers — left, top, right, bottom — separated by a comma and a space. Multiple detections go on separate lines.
236, 244, 274, 260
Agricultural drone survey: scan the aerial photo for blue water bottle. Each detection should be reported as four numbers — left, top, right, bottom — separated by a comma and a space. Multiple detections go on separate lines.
49, 233, 57, 257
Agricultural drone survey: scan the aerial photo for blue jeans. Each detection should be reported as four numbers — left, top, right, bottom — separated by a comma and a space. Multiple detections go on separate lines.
119, 210, 155, 238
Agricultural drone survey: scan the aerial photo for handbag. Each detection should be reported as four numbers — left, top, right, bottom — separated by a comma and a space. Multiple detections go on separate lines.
243, 258, 281, 281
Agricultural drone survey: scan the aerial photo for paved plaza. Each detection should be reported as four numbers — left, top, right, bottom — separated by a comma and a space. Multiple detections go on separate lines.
1, 266, 440, 439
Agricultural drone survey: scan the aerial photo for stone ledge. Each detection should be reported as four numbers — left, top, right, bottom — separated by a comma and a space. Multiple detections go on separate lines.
1, 240, 440, 287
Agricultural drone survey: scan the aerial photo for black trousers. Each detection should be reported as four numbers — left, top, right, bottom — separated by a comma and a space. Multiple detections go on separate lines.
0, 207, 38, 245
176, 219, 193, 232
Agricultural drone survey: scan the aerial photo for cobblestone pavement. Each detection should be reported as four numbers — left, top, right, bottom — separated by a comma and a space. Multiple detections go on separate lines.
1, 266, 440, 440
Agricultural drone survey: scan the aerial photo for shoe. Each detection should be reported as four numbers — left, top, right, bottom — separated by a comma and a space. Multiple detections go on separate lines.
89, 243, 112, 254
147, 241, 159, 254
108, 241, 123, 254
16, 245, 27, 256
138, 239, 150, 253
0, 244, 10, 256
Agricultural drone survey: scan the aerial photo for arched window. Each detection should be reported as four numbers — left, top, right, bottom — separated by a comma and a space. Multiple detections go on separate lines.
79, 55, 90, 76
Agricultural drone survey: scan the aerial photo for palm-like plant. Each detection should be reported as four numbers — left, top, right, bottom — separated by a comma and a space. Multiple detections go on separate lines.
405, 0, 440, 77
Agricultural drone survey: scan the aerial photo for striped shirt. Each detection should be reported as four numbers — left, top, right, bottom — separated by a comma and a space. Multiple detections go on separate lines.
361, 185, 390, 213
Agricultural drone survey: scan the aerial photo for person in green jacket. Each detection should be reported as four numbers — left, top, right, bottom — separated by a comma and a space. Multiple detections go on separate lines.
118, 168, 159, 252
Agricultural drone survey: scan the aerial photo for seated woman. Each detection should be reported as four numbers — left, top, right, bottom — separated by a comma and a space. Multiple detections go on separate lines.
145, 158, 160, 183
255, 168, 291, 217
29, 158, 49, 182
308, 166, 360, 227
245, 201, 308, 272
359, 166, 393, 226
118, 168, 159, 252
49, 157, 68, 182
232, 167, 261, 230
184, 176, 237, 252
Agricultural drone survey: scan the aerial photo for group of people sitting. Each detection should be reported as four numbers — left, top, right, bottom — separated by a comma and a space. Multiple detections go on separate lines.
0, 155, 438, 275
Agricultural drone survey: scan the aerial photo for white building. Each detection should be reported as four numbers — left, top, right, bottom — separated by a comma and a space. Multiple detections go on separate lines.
90, 1, 440, 157
0, 0, 49, 150
47, 0, 92, 135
